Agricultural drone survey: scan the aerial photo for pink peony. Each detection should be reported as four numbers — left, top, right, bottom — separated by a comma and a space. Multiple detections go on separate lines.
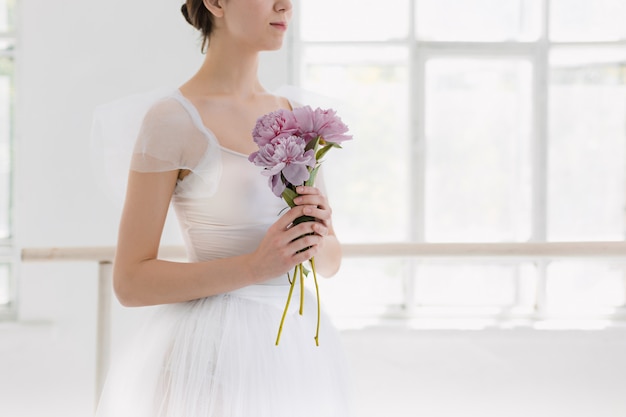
293, 106, 352, 144
249, 136, 315, 197
248, 105, 352, 346
252, 108, 299, 147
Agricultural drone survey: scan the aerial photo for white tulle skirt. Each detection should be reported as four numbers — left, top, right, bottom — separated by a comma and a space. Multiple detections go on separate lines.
95, 283, 353, 417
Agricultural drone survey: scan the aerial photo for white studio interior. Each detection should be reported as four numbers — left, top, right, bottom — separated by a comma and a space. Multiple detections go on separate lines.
1, 1, 626, 416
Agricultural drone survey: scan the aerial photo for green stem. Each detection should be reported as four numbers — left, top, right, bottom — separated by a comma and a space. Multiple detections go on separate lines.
299, 262, 304, 315
311, 257, 321, 346
275, 264, 298, 346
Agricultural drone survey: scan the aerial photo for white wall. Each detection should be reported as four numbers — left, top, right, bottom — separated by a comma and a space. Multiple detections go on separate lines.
1, 1, 626, 416
2, 0, 287, 415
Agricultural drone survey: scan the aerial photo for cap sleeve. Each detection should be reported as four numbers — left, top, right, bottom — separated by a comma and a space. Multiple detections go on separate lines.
132, 97, 204, 172
131, 95, 222, 197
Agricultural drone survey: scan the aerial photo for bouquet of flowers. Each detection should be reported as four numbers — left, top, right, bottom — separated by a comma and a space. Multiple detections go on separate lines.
248, 105, 352, 346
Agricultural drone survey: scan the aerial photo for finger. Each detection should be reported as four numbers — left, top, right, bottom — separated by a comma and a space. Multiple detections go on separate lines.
286, 220, 321, 242
274, 205, 310, 230
269, 208, 318, 241
295, 196, 328, 211
311, 222, 329, 236
295, 189, 330, 209
300, 208, 330, 229
302, 205, 331, 220
289, 235, 321, 259
295, 186, 320, 196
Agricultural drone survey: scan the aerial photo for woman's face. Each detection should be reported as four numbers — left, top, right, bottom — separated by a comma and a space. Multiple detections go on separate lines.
218, 0, 293, 51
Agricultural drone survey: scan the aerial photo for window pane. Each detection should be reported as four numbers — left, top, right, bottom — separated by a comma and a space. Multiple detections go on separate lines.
424, 58, 533, 242
300, 46, 410, 242
546, 262, 626, 313
416, 0, 541, 41
0, 52, 12, 239
414, 263, 536, 307
0, 0, 14, 32
548, 47, 626, 241
550, 0, 626, 42
299, 0, 409, 42
322, 258, 406, 322
0, 263, 11, 306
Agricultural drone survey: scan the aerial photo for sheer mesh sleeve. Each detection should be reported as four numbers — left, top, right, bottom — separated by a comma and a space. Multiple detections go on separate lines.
131, 95, 222, 197
132, 97, 204, 172
91, 89, 223, 204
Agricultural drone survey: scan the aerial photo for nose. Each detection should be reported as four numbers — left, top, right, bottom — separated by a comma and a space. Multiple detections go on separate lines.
275, 0, 292, 13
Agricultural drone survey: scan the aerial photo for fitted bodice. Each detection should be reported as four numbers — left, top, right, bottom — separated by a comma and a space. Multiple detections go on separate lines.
128, 90, 292, 285
172, 147, 287, 264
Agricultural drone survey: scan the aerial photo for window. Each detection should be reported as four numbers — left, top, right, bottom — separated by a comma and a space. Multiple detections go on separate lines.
294, 1, 626, 327
0, 0, 16, 319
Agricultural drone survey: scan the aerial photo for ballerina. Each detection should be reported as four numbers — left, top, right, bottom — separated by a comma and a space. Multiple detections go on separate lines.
94, 0, 353, 416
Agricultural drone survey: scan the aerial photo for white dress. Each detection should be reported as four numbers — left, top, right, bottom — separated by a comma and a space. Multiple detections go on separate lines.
94, 90, 353, 417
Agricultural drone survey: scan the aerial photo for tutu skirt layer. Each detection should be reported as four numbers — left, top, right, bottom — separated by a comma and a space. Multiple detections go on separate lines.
96, 284, 352, 417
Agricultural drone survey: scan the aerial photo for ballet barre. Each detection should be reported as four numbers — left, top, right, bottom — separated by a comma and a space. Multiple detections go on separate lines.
21, 241, 626, 262
20, 241, 626, 408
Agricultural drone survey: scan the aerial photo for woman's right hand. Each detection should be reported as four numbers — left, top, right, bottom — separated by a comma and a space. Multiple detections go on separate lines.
248, 205, 329, 283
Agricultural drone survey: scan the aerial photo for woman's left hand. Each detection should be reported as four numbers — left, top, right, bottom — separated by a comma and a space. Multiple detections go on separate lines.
291, 185, 341, 277
292, 186, 333, 230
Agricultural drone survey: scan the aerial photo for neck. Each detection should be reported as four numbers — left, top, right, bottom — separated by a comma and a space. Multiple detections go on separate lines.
187, 37, 265, 99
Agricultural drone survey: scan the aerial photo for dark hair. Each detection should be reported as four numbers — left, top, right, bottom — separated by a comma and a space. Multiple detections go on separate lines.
181, 1, 214, 52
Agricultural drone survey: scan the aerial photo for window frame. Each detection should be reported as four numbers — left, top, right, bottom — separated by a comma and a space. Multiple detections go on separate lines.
0, 0, 17, 320
290, 0, 626, 324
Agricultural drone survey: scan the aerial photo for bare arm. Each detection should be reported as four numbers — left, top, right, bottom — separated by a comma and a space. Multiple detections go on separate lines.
113, 171, 328, 307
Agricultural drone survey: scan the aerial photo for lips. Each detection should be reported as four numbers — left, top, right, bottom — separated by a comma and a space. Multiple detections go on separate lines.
270, 22, 288, 30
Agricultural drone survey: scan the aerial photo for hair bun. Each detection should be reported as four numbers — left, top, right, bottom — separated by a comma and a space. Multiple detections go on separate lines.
181, 4, 193, 25
180, 1, 214, 52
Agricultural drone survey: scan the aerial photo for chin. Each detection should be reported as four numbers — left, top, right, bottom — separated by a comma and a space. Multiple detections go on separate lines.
262, 41, 285, 52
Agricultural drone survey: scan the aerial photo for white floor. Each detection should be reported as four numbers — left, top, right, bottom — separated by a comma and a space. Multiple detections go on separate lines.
2, 313, 626, 416
342, 325, 626, 417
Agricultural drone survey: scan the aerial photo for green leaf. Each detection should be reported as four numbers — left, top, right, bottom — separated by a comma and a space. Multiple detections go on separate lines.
315, 143, 339, 161
305, 136, 321, 152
